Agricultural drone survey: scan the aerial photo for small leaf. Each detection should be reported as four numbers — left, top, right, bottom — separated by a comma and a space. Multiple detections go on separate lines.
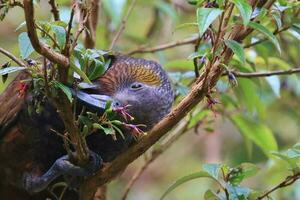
203, 164, 222, 180
239, 163, 259, 178
160, 171, 215, 200
231, 114, 278, 155
70, 58, 92, 84
188, 110, 210, 128
226, 184, 251, 199
18, 32, 34, 59
88, 59, 105, 80
197, 8, 223, 37
0, 66, 26, 76
51, 25, 66, 49
248, 21, 281, 54
271, 10, 282, 29
101, 126, 115, 135
204, 189, 220, 200
231, 0, 252, 26
225, 39, 246, 64
54, 81, 73, 102
229, 163, 259, 185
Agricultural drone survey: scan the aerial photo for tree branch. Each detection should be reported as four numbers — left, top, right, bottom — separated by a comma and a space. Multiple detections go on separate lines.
63, 5, 75, 56
109, 0, 137, 51
257, 172, 300, 200
23, 0, 69, 68
128, 35, 199, 55
82, 0, 100, 49
48, 0, 60, 21
0, 47, 26, 67
72, 11, 90, 51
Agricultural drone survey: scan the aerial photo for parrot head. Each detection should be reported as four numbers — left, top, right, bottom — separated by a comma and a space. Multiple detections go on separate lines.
79, 55, 174, 130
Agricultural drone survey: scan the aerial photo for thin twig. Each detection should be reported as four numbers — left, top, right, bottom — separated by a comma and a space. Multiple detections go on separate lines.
257, 173, 300, 200
48, 0, 60, 21
193, 38, 201, 78
109, 0, 137, 51
43, 57, 49, 95
0, 47, 26, 67
83, 0, 100, 49
128, 35, 199, 55
63, 5, 75, 56
72, 12, 90, 51
50, 129, 73, 144
227, 67, 300, 78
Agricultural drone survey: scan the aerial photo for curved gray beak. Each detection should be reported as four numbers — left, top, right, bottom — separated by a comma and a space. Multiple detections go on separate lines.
72, 89, 113, 111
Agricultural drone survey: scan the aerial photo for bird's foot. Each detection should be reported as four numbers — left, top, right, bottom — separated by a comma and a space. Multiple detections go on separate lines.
23, 151, 102, 193
54, 151, 102, 177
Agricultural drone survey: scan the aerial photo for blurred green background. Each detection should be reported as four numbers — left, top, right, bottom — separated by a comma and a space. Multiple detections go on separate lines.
0, 0, 299, 199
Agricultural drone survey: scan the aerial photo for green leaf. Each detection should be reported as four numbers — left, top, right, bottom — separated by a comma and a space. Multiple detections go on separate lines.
225, 39, 245, 64
111, 124, 125, 139
248, 21, 281, 54
271, 10, 282, 29
188, 110, 210, 128
272, 146, 300, 170
229, 163, 259, 185
231, 0, 252, 26
239, 163, 259, 178
160, 171, 215, 200
101, 126, 115, 135
18, 32, 34, 59
226, 184, 251, 199
0, 66, 26, 75
234, 79, 266, 118
54, 81, 73, 102
204, 189, 221, 200
88, 59, 106, 80
231, 114, 278, 155
70, 57, 92, 84
203, 164, 222, 180
51, 25, 66, 49
197, 8, 223, 37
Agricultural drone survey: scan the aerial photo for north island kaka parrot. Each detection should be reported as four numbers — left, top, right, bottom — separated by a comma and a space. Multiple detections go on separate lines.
0, 55, 174, 199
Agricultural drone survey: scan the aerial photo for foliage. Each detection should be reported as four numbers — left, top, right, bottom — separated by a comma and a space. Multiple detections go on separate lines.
0, 0, 300, 199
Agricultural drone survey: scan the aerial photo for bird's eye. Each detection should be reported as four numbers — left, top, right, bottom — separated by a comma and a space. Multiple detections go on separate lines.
130, 83, 143, 90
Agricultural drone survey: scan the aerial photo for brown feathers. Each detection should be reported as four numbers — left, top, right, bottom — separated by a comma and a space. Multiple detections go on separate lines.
97, 56, 162, 95
0, 71, 30, 134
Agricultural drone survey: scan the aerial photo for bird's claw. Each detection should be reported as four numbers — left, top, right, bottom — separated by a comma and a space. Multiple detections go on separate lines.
54, 151, 103, 177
